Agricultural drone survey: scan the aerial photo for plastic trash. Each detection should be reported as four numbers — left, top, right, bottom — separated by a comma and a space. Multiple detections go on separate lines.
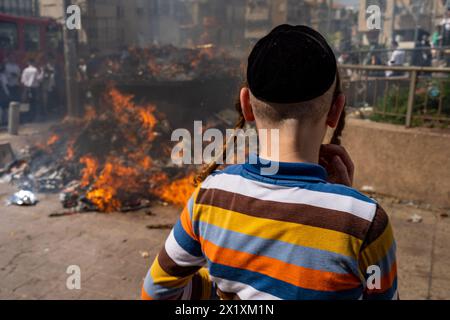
7, 190, 38, 206
408, 214, 423, 223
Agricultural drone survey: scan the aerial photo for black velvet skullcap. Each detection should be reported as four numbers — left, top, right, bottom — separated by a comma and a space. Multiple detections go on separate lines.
247, 24, 337, 104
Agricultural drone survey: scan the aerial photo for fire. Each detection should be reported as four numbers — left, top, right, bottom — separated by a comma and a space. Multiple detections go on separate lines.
76, 88, 195, 211
140, 156, 152, 170
34, 87, 196, 212
47, 134, 60, 147
80, 156, 98, 188
157, 174, 196, 208
65, 144, 75, 161
138, 108, 158, 141
84, 105, 97, 121
85, 160, 141, 212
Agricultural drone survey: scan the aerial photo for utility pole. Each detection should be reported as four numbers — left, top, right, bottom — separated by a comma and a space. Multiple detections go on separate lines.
390, 0, 397, 44
62, 0, 80, 118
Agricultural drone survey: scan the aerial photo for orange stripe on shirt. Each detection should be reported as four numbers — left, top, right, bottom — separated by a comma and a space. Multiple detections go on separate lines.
200, 237, 361, 292
180, 205, 198, 241
366, 262, 397, 295
141, 286, 154, 300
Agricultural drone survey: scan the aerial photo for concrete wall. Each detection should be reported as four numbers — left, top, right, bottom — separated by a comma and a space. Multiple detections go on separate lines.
340, 119, 450, 207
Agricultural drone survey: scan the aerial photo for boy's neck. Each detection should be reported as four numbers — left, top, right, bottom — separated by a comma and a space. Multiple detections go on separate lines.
258, 124, 325, 165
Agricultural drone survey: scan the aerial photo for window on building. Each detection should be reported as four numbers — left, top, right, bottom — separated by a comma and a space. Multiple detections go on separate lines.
0, 21, 18, 50
24, 24, 41, 51
46, 24, 62, 52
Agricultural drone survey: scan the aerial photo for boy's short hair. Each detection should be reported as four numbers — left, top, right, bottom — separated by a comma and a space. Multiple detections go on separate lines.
250, 81, 335, 124
246, 24, 338, 123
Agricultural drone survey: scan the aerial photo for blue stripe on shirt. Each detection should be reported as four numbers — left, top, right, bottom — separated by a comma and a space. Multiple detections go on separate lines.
208, 261, 364, 300
173, 219, 203, 257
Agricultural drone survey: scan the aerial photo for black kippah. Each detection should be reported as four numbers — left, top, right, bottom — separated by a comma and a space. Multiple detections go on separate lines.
247, 24, 337, 104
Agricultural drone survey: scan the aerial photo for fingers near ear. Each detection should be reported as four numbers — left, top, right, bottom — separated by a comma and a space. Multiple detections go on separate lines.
327, 93, 346, 128
320, 144, 354, 183
240, 87, 255, 122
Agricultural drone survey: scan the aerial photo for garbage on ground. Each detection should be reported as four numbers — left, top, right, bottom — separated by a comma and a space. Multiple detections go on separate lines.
408, 214, 423, 223
7, 190, 38, 206
140, 251, 150, 259
91, 44, 240, 84
146, 224, 173, 230
361, 185, 375, 193
0, 143, 15, 175
0, 88, 206, 213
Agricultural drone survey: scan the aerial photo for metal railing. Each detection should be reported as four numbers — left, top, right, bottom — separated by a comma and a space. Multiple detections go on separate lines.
339, 64, 450, 128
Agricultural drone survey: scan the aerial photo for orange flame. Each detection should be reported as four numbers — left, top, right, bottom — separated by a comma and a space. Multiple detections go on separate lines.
85, 160, 141, 212
80, 156, 98, 188
73, 88, 195, 212
157, 174, 196, 208
47, 134, 60, 147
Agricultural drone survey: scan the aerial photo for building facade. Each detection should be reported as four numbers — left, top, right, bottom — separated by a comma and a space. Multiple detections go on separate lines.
358, 0, 449, 45
0, 0, 39, 17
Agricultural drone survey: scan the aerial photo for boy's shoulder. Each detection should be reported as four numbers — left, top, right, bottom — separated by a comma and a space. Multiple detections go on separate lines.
197, 164, 386, 241
202, 164, 378, 209
208, 164, 375, 200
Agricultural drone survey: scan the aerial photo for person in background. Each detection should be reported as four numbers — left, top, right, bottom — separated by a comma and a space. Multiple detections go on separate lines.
4, 54, 21, 103
87, 48, 101, 78
21, 58, 43, 122
420, 35, 432, 68
77, 58, 90, 111
431, 27, 442, 59
77, 58, 88, 82
368, 54, 384, 77
41, 55, 57, 117
0, 63, 11, 125
386, 41, 405, 77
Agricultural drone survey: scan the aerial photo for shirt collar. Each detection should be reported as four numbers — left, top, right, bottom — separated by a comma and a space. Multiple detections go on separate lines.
243, 153, 328, 183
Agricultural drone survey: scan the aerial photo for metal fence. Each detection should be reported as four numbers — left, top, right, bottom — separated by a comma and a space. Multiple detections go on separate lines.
339, 64, 450, 128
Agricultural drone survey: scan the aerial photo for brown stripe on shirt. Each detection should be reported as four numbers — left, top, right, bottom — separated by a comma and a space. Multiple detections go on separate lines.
190, 273, 204, 300
361, 206, 389, 251
158, 247, 201, 277
196, 188, 371, 240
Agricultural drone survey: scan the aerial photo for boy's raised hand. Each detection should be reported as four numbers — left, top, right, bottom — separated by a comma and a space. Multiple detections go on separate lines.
319, 144, 354, 187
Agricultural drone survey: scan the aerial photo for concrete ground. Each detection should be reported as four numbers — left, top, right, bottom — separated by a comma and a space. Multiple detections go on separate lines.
1, 183, 449, 300
0, 123, 449, 300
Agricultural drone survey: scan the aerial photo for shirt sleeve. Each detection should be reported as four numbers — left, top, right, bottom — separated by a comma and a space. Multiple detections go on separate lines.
358, 205, 398, 300
142, 192, 216, 300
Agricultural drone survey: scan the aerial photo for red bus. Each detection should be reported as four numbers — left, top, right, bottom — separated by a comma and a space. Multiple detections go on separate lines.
0, 13, 63, 66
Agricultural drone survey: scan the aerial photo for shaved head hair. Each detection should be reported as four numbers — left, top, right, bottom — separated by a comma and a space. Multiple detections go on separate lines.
250, 78, 337, 125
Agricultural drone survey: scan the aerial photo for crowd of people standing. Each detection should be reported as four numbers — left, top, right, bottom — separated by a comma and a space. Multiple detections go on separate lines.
0, 54, 60, 126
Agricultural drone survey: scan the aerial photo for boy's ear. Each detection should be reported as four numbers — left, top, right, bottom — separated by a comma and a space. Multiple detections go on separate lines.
326, 93, 346, 128
240, 87, 255, 122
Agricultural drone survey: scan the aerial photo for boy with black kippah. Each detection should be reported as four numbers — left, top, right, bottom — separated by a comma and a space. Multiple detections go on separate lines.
142, 25, 398, 300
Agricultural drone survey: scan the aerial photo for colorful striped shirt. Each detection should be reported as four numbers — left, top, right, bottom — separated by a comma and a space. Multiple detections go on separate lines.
142, 158, 398, 300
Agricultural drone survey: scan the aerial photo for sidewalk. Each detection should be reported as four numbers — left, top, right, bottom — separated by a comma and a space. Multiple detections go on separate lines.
0, 182, 179, 300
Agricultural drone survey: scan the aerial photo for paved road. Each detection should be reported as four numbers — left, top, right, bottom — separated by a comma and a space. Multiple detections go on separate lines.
0, 180, 449, 300
0, 182, 179, 300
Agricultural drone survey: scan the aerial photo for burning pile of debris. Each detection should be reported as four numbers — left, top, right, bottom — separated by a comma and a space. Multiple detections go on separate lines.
1, 88, 196, 213
93, 44, 241, 82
